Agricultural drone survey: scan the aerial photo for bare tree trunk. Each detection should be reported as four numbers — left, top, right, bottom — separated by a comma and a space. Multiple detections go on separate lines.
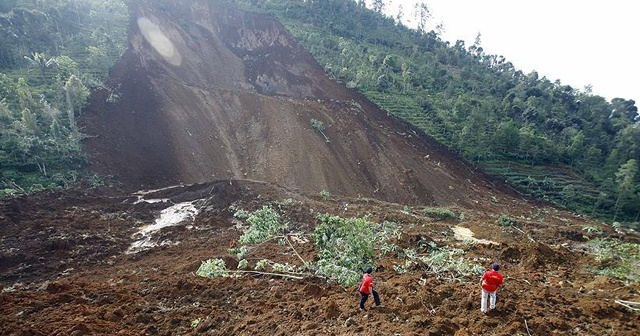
65, 85, 78, 138
612, 195, 621, 222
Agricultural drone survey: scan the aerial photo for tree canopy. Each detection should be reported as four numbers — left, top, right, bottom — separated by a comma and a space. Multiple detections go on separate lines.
0, 0, 128, 194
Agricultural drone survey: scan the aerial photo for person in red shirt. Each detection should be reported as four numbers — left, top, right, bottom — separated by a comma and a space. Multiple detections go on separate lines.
358, 267, 380, 310
480, 263, 504, 314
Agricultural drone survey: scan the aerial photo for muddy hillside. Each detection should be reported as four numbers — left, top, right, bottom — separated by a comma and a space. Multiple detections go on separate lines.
80, 0, 506, 206
1, 181, 639, 335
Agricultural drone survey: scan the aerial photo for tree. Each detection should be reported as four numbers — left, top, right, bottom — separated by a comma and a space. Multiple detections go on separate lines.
613, 159, 638, 221
561, 184, 577, 207
20, 108, 38, 134
413, 2, 430, 33
15, 78, 37, 113
310, 119, 330, 142
23, 52, 57, 84
610, 98, 638, 130
608, 125, 640, 174
0, 0, 128, 194
0, 98, 13, 125
492, 120, 519, 156
63, 74, 89, 138
567, 131, 585, 165
469, 33, 483, 58
372, 0, 385, 13
395, 4, 403, 24
0, 0, 16, 13
518, 126, 542, 164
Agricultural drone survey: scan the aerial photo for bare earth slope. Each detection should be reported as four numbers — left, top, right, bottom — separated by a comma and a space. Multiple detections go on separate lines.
81, 0, 503, 206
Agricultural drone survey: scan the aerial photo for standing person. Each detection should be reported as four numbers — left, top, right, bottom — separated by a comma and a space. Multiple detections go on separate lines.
358, 266, 380, 310
480, 263, 504, 314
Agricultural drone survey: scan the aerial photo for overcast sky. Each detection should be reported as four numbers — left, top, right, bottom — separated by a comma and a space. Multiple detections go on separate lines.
385, 0, 639, 103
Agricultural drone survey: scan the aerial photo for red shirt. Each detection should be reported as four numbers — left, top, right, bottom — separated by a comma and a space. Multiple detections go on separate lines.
481, 270, 504, 291
359, 274, 374, 294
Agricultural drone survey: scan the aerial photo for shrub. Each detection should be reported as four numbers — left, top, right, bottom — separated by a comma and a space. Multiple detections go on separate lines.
228, 245, 249, 260
423, 207, 457, 221
237, 259, 248, 270
320, 190, 330, 200
312, 214, 399, 286
587, 238, 640, 282
254, 259, 269, 271
310, 119, 330, 142
581, 225, 603, 238
190, 318, 201, 329
420, 247, 484, 281
0, 188, 19, 197
272, 262, 297, 273
235, 205, 288, 244
497, 214, 516, 227
196, 259, 228, 278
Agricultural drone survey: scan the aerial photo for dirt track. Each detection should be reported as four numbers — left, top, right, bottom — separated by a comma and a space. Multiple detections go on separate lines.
1, 181, 639, 335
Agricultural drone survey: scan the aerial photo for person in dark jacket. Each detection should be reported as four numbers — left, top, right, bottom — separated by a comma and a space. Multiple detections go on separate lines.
358, 266, 380, 310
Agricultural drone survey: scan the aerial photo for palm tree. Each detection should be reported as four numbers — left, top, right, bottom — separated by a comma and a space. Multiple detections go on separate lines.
23, 52, 57, 84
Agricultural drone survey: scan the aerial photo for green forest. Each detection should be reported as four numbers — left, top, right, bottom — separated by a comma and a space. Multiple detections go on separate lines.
1, 0, 638, 225
0, 0, 127, 193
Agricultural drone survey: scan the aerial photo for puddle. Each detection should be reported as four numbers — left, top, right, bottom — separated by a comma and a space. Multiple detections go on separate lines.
126, 201, 199, 254
134, 198, 170, 204
452, 226, 498, 245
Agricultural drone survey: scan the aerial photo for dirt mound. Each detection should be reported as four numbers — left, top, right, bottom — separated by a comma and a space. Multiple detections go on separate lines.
79, 0, 510, 206
1, 183, 639, 335
499, 242, 571, 269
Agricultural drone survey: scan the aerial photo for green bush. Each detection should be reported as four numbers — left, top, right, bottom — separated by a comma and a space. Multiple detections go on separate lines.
423, 207, 458, 221
587, 238, 640, 282
312, 215, 399, 286
497, 214, 517, 227
235, 205, 288, 244
237, 259, 248, 270
254, 259, 269, 271
320, 190, 330, 200
196, 259, 228, 278
228, 245, 249, 260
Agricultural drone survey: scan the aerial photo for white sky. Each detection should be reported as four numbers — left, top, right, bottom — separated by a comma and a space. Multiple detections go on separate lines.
385, 0, 639, 103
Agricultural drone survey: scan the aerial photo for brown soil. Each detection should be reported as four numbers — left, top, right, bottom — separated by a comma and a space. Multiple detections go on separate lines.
1, 182, 639, 335
2, 0, 639, 335
79, 0, 510, 207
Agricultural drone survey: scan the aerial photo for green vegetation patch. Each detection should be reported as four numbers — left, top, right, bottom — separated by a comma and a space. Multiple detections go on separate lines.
0, 0, 129, 195
234, 205, 288, 245
497, 214, 517, 227
587, 238, 640, 283
423, 207, 458, 221
313, 214, 400, 286
199, 204, 402, 286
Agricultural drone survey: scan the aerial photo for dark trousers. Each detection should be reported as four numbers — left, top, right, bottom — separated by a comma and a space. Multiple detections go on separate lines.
359, 290, 380, 309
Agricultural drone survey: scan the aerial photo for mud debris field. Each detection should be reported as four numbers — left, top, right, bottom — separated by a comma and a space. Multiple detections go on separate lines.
1, 181, 639, 335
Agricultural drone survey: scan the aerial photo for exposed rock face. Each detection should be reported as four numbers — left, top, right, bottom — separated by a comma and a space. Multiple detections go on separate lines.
80, 0, 498, 205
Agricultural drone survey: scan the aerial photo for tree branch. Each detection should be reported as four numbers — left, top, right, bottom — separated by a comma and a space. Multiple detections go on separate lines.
227, 269, 306, 280
284, 235, 307, 265
524, 319, 532, 336
615, 300, 640, 311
